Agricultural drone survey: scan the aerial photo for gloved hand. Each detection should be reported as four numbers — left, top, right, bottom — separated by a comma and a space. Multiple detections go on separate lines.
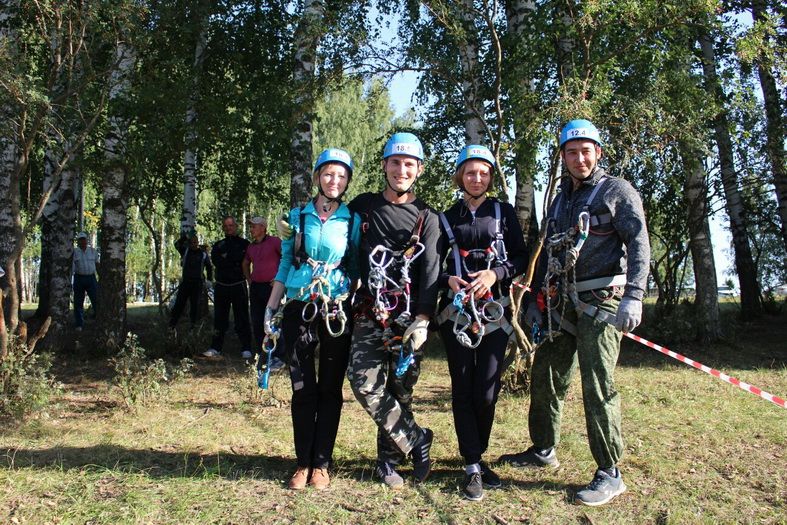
614, 297, 642, 333
277, 217, 293, 240
525, 301, 543, 328
264, 306, 277, 335
403, 317, 430, 351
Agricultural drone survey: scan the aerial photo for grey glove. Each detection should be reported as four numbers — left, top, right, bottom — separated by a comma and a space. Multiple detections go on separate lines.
277, 218, 293, 240
525, 301, 543, 328
403, 317, 430, 351
614, 297, 642, 333
264, 306, 277, 335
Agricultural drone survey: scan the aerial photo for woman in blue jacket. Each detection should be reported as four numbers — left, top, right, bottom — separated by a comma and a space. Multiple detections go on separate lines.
265, 148, 361, 491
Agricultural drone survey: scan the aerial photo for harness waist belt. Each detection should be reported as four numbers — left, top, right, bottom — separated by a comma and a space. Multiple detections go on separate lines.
574, 274, 626, 293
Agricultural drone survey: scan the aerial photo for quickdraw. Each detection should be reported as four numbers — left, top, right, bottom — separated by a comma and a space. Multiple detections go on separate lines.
384, 335, 416, 378
297, 258, 349, 338
258, 309, 283, 390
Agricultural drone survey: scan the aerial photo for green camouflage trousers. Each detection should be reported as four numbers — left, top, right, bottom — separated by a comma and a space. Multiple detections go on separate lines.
347, 316, 424, 464
529, 289, 624, 468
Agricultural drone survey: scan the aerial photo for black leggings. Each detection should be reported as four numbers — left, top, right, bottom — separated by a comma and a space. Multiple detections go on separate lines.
440, 323, 508, 465
282, 300, 352, 469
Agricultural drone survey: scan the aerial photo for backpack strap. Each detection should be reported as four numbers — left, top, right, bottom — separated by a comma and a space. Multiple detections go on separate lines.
492, 200, 507, 262
339, 209, 355, 271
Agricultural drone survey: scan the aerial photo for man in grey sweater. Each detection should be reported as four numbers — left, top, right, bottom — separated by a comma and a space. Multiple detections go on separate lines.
499, 119, 650, 507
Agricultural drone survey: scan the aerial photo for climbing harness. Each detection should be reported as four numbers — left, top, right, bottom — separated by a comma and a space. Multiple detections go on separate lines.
290, 203, 354, 338
438, 201, 510, 348
364, 209, 428, 377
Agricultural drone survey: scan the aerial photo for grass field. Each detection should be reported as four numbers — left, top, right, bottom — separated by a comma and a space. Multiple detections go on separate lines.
1, 304, 786, 524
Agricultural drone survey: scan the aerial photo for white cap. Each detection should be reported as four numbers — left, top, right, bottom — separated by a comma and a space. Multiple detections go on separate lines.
76, 232, 88, 240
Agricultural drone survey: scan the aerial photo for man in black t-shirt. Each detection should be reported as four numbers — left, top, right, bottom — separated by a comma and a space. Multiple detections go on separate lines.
202, 216, 251, 359
347, 132, 439, 489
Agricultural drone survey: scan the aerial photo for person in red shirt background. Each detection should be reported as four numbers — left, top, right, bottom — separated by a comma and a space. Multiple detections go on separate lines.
243, 216, 282, 360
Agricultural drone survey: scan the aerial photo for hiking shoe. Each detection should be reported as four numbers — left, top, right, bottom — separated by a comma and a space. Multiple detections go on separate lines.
309, 467, 330, 490
288, 467, 310, 490
479, 461, 502, 488
201, 348, 222, 359
241, 350, 253, 360
498, 446, 559, 469
462, 471, 484, 501
410, 428, 433, 483
375, 461, 404, 490
575, 469, 627, 506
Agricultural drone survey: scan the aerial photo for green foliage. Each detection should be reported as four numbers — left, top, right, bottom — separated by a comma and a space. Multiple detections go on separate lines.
109, 333, 194, 409
0, 336, 61, 422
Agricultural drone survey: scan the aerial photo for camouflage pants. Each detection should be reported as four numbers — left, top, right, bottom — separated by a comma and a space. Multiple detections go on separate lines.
347, 316, 424, 464
529, 289, 624, 468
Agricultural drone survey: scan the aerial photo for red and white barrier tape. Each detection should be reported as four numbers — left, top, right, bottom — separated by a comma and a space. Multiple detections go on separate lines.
624, 332, 786, 410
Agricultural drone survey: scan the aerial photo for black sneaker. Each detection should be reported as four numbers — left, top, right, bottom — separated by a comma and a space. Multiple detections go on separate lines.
575, 469, 627, 506
374, 460, 404, 490
462, 471, 484, 501
479, 461, 502, 488
498, 445, 560, 469
410, 428, 433, 483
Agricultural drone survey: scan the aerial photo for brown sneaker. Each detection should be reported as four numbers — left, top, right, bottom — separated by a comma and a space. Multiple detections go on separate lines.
288, 467, 310, 490
309, 467, 330, 490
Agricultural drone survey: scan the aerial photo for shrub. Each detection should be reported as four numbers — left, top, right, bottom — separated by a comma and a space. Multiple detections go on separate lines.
109, 333, 194, 408
0, 334, 61, 421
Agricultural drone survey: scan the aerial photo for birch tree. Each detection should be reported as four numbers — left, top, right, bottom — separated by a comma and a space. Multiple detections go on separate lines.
97, 33, 136, 349
698, 29, 762, 319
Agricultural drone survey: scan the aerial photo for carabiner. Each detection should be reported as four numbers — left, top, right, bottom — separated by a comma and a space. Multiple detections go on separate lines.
480, 299, 505, 323
302, 301, 319, 322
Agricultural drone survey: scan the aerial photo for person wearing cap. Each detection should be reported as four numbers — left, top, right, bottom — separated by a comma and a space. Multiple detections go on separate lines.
169, 229, 213, 331
203, 215, 252, 359
436, 145, 528, 501
498, 119, 650, 507
265, 148, 361, 491
72, 232, 99, 331
345, 132, 440, 489
242, 216, 282, 361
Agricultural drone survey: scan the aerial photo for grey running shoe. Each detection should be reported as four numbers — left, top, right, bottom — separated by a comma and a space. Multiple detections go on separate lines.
575, 469, 627, 506
479, 461, 502, 488
462, 471, 484, 501
410, 428, 433, 483
375, 461, 404, 490
498, 446, 560, 469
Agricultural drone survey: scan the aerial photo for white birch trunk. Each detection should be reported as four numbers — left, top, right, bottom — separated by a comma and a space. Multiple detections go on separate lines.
458, 0, 485, 144
97, 36, 135, 349
181, 13, 208, 234
698, 31, 762, 320
290, 0, 326, 206
682, 147, 721, 342
0, 0, 22, 330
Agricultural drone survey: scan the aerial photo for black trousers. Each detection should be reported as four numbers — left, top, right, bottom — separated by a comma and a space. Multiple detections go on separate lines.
210, 281, 251, 353
282, 300, 351, 469
440, 323, 508, 465
249, 281, 273, 354
169, 279, 202, 327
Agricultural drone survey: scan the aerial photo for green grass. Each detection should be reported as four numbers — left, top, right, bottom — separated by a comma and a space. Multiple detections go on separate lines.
2, 304, 786, 524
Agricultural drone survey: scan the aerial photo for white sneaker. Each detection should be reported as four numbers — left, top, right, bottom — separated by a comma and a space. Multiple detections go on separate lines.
202, 348, 221, 358
241, 350, 253, 360
74, 326, 83, 332
269, 356, 286, 371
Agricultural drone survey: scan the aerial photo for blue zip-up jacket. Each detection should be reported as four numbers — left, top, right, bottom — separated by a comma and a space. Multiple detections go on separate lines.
274, 200, 361, 302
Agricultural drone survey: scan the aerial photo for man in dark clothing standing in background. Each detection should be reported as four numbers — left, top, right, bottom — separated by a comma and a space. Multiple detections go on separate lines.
202, 216, 251, 359
169, 229, 212, 330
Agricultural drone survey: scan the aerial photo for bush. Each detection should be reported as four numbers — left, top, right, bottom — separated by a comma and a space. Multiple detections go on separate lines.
109, 333, 194, 408
0, 334, 60, 421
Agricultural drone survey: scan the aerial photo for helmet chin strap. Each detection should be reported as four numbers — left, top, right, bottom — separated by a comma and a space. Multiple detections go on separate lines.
317, 184, 345, 212
386, 175, 417, 197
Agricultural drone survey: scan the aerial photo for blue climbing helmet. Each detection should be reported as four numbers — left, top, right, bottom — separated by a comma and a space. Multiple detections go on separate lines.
455, 145, 495, 170
383, 132, 424, 161
559, 119, 603, 149
313, 148, 354, 178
